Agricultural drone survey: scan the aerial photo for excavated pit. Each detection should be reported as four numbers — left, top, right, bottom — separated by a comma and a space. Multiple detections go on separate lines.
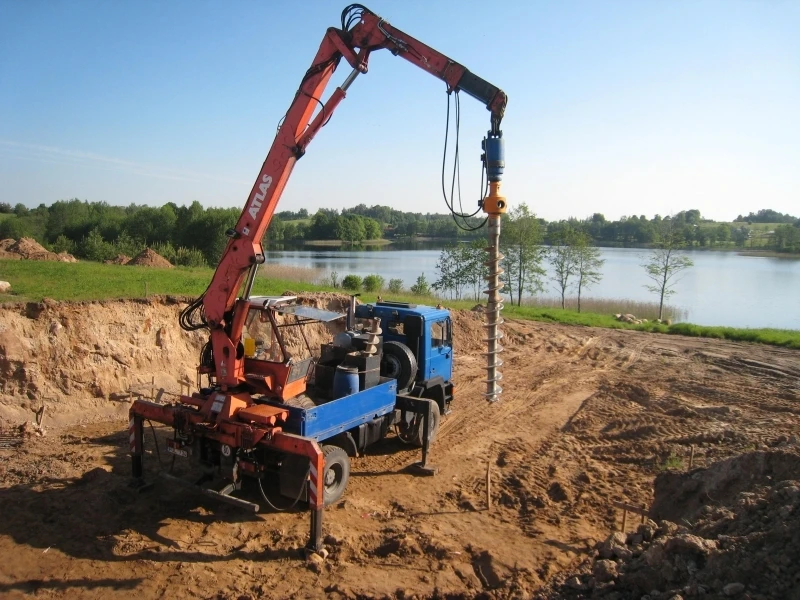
0, 295, 799, 599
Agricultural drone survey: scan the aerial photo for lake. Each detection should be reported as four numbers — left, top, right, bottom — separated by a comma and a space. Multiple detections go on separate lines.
264, 245, 800, 330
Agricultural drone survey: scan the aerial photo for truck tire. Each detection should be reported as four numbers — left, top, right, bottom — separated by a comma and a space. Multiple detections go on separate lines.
322, 445, 350, 506
380, 341, 417, 390
397, 399, 440, 448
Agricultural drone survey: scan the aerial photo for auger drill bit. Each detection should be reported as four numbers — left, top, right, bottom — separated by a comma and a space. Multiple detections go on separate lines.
481, 132, 507, 403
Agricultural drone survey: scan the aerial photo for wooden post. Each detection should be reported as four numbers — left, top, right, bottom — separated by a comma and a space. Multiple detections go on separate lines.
621, 509, 627, 533
641, 504, 647, 524
689, 446, 695, 469
151, 375, 155, 400
486, 458, 492, 511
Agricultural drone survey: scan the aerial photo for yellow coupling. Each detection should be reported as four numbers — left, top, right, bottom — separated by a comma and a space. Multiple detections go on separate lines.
482, 181, 507, 216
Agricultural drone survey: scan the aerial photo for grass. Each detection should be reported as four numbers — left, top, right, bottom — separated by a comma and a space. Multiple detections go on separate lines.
3, 259, 799, 350
0, 259, 328, 303
660, 453, 684, 472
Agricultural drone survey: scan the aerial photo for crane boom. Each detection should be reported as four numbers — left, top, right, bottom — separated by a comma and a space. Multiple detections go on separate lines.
183, 4, 508, 399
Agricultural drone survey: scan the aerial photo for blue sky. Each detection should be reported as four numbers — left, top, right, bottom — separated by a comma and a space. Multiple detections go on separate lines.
1, 0, 798, 222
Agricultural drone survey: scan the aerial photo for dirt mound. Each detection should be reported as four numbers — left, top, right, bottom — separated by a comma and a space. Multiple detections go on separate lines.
127, 248, 173, 268
103, 254, 130, 265
0, 237, 77, 262
542, 449, 800, 599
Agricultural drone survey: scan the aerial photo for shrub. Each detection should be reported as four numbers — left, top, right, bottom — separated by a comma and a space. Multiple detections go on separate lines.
410, 273, 430, 296
363, 274, 385, 292
388, 278, 403, 293
79, 228, 115, 262
51, 234, 76, 255
174, 246, 207, 267
342, 274, 362, 291
329, 271, 339, 288
152, 241, 177, 264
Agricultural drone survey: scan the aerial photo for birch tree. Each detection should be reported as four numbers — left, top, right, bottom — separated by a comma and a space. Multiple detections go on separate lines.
501, 203, 546, 306
643, 219, 694, 320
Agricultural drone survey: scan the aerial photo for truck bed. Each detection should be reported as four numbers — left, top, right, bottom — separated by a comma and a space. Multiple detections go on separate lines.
264, 378, 398, 441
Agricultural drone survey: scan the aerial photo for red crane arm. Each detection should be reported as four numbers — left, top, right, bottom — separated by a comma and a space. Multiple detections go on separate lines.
199, 5, 507, 388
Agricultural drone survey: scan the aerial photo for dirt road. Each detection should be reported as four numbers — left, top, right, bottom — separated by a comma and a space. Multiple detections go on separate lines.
1, 300, 798, 599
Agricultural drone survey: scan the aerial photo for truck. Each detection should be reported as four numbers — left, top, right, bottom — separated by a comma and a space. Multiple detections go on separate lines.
129, 3, 506, 552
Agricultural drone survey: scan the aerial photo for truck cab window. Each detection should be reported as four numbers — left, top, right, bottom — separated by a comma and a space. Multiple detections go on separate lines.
431, 320, 448, 347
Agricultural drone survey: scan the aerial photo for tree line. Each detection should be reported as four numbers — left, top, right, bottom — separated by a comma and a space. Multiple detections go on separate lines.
1, 200, 798, 268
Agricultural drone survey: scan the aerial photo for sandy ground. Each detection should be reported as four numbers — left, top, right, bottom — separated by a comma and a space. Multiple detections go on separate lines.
1, 300, 799, 599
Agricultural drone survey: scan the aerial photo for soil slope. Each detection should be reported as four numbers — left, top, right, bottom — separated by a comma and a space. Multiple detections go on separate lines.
0, 297, 798, 599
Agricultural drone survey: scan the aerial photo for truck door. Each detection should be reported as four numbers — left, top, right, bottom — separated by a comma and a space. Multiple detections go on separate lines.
428, 318, 453, 382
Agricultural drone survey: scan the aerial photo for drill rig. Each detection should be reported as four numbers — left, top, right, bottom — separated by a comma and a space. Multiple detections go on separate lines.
129, 4, 507, 551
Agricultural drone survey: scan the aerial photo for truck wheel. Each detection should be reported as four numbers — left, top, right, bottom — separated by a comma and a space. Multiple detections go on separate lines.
381, 341, 417, 390
397, 400, 440, 447
322, 445, 350, 506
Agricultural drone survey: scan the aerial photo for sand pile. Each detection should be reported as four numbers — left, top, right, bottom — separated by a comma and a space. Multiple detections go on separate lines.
0, 297, 204, 426
127, 248, 172, 268
104, 254, 130, 265
541, 449, 800, 599
0, 237, 77, 262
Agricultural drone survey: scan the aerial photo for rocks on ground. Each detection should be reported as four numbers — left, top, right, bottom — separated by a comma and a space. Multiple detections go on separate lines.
540, 449, 800, 600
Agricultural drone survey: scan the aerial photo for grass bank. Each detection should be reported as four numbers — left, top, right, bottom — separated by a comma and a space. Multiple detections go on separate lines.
356, 291, 800, 350
0, 259, 328, 302
3, 259, 798, 350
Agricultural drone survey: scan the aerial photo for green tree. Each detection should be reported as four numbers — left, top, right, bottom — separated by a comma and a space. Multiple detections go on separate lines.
79, 228, 115, 262
643, 219, 694, 320
548, 226, 580, 309
433, 244, 467, 300
573, 232, 604, 313
51, 235, 76, 255
388, 278, 403, 293
715, 223, 731, 246
363, 218, 383, 240
410, 273, 430, 296
501, 203, 546, 306
0, 217, 32, 239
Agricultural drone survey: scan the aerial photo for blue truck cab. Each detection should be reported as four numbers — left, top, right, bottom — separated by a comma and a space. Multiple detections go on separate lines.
355, 300, 454, 417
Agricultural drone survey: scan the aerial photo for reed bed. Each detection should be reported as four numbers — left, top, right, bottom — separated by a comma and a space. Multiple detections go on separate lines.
519, 296, 689, 322
258, 264, 325, 284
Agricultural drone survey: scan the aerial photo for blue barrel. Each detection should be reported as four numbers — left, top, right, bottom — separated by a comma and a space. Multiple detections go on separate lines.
332, 365, 359, 399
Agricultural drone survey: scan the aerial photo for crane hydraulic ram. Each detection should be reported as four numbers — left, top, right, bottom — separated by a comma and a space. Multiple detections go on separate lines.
129, 4, 508, 551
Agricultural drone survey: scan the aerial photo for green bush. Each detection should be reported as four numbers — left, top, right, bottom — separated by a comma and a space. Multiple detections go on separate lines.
410, 273, 430, 296
79, 228, 115, 262
363, 274, 385, 292
114, 232, 144, 258
342, 274, 362, 291
388, 278, 403, 293
174, 246, 207, 267
50, 235, 76, 255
